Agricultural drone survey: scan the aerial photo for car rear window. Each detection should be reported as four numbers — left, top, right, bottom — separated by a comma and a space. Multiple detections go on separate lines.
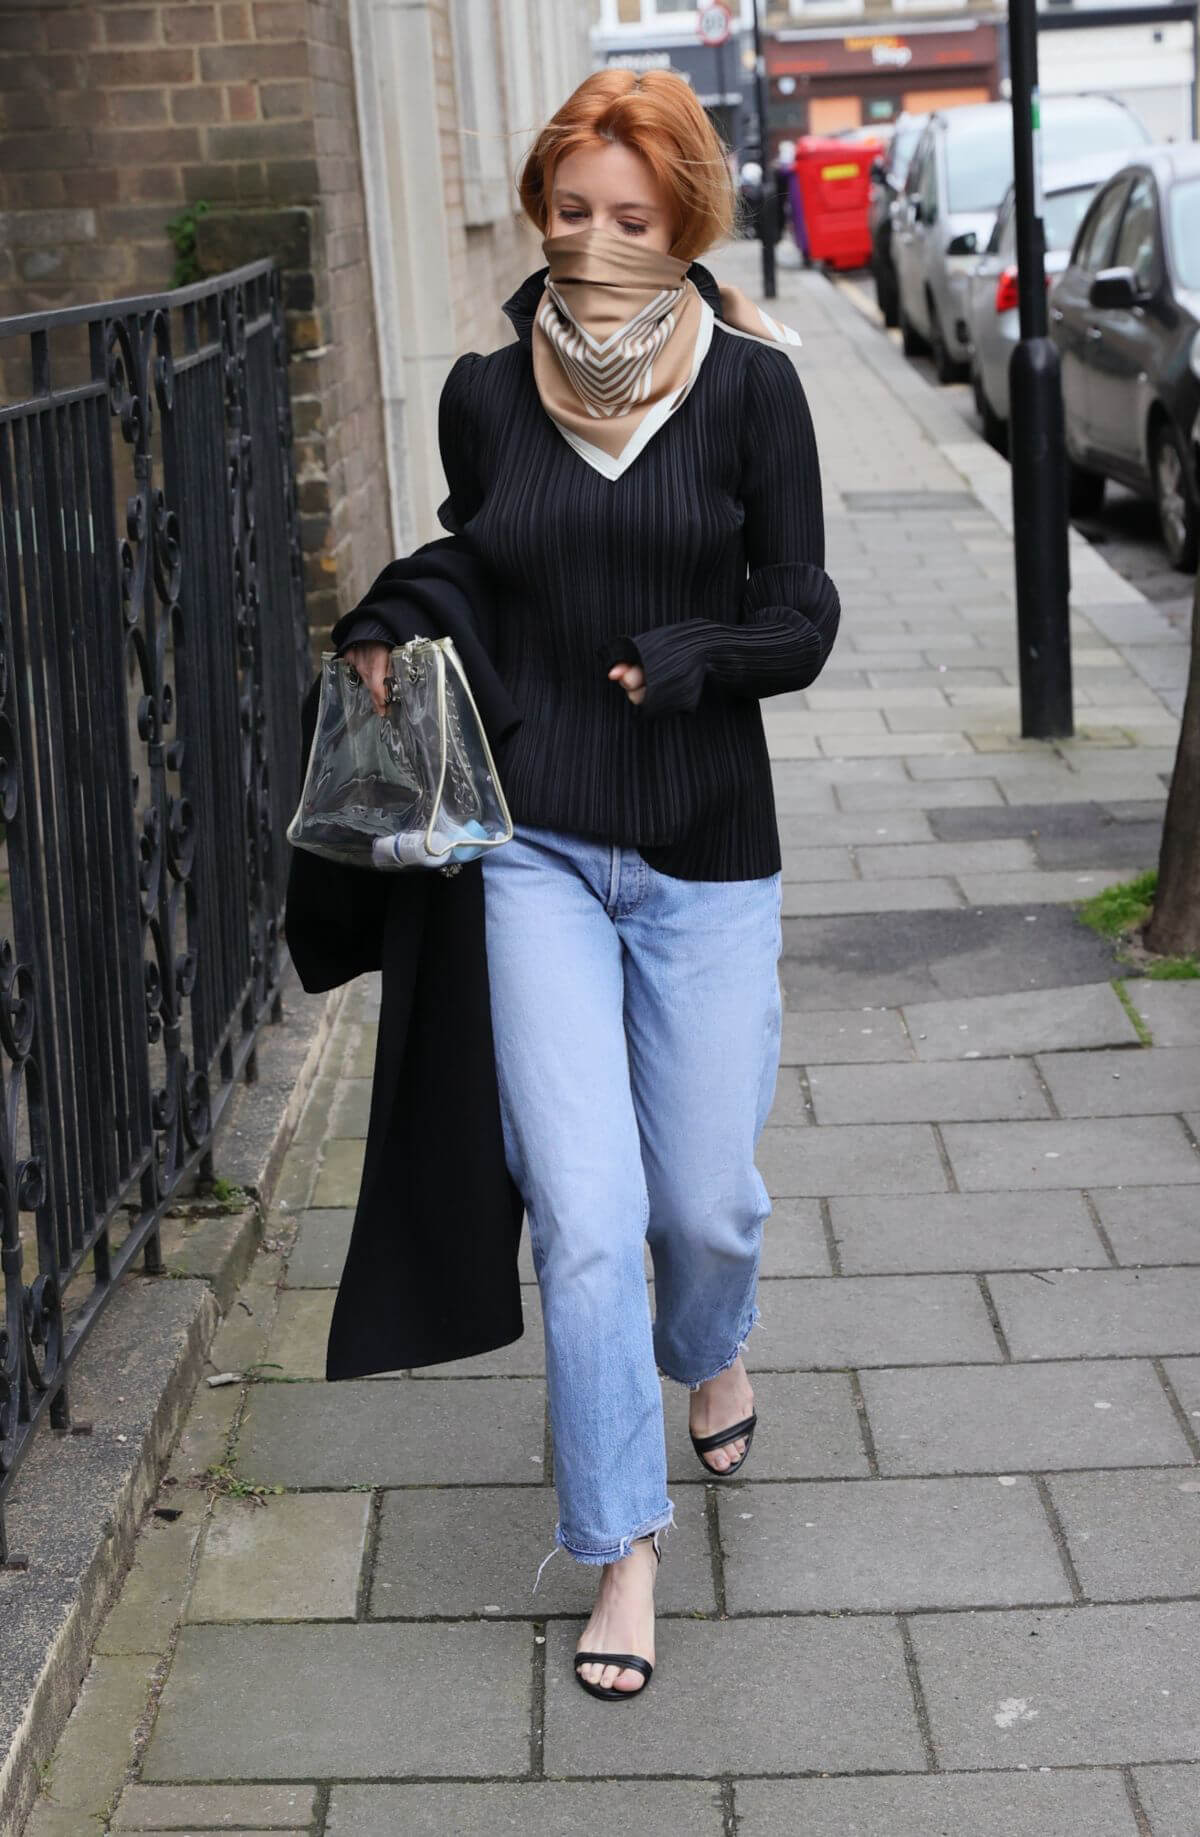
1044, 183, 1103, 253
945, 101, 1146, 215
1168, 177, 1200, 289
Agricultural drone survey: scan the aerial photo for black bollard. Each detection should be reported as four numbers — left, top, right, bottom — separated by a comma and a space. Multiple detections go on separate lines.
1008, 0, 1074, 737
1010, 335, 1073, 736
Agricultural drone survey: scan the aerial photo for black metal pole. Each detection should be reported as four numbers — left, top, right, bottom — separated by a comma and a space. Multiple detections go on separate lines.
1008, 0, 1073, 737
751, 0, 777, 298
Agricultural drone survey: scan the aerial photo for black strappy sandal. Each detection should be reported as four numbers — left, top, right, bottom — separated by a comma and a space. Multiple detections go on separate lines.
690, 1411, 758, 1478
573, 1532, 661, 1703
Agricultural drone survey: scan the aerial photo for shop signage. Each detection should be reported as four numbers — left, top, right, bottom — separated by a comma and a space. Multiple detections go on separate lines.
771, 22, 995, 80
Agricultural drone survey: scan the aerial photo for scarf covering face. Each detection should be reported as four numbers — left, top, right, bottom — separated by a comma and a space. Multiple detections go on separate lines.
532, 225, 802, 481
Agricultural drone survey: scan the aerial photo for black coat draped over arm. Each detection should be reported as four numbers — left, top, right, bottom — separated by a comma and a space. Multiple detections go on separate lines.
283, 538, 526, 1380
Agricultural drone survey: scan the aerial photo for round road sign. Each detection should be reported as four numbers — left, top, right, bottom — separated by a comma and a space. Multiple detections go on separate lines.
698, 3, 733, 48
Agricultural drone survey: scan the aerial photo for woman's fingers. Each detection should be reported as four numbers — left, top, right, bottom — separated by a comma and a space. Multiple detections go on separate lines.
607, 662, 646, 706
343, 641, 393, 717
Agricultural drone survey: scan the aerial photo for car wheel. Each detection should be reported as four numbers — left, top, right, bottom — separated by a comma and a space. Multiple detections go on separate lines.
1067, 459, 1105, 519
874, 263, 900, 328
928, 295, 967, 385
900, 301, 925, 357
1152, 419, 1200, 573
974, 373, 1008, 455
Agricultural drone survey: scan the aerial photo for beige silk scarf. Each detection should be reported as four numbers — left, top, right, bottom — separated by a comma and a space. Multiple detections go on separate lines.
531, 224, 802, 481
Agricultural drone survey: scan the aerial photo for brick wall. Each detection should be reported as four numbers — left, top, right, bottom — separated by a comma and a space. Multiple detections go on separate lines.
0, 0, 391, 647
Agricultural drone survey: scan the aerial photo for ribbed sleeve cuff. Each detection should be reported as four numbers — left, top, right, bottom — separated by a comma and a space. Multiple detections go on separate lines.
743, 559, 841, 634
330, 614, 394, 656
595, 629, 708, 716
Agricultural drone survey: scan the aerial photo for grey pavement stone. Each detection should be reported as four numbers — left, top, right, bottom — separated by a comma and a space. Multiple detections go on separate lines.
237, 1378, 547, 1487
959, 869, 1129, 906
776, 810, 934, 845
94, 1500, 205, 1657
327, 1782, 727, 1836
766, 1067, 813, 1125
911, 1602, 1200, 1767
1047, 1470, 1200, 1602
112, 1784, 317, 1828
757, 1123, 947, 1196
187, 1492, 370, 1622
668, 1372, 869, 1480
327, 1077, 371, 1138
369, 1484, 714, 1617
783, 908, 1124, 1009
733, 1771, 1139, 1836
25, 1652, 157, 1821
808, 1058, 1048, 1124
1163, 1359, 1200, 1423
835, 778, 1005, 810
311, 1138, 365, 1209
721, 1476, 1069, 1612
1094, 1187, 1200, 1265
261, 1288, 334, 1379
759, 1198, 831, 1275
904, 983, 1139, 1059
749, 1275, 1001, 1369
284, 1209, 353, 1286
781, 1005, 912, 1064
781, 877, 963, 917
857, 839, 1038, 878
991, 1269, 1200, 1360
143, 1622, 531, 1780
831, 1190, 1106, 1274
1132, 984, 1200, 1046
1133, 1764, 1200, 1836
1036, 1048, 1200, 1118
943, 1118, 1200, 1190
862, 1360, 1192, 1475
778, 844, 857, 880
543, 1617, 923, 1776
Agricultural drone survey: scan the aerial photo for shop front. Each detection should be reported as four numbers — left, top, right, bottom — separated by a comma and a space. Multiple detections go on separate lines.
767, 20, 1000, 148
599, 38, 754, 155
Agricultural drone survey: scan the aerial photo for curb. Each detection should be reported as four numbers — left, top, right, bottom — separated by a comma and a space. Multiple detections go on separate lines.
0, 957, 344, 1837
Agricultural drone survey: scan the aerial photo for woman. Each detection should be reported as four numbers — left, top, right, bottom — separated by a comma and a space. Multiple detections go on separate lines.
342, 69, 839, 1703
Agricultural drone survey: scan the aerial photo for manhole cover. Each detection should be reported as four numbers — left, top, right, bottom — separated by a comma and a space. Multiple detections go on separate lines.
841, 490, 981, 513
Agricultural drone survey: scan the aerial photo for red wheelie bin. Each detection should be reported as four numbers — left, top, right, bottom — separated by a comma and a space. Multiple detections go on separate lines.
791, 135, 884, 272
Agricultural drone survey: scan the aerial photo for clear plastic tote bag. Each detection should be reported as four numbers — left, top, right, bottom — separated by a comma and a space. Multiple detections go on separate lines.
287, 637, 514, 874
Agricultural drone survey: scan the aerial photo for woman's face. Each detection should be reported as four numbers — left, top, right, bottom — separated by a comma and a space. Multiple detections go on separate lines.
547, 140, 676, 255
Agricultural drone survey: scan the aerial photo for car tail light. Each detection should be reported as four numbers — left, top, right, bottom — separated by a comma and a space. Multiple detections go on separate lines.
994, 268, 1020, 314
994, 267, 1055, 314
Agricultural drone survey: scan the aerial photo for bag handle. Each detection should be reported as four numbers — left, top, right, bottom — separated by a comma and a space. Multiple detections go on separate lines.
381, 639, 514, 864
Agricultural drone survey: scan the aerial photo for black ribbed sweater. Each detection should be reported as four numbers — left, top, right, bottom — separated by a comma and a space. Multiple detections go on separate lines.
342, 259, 840, 880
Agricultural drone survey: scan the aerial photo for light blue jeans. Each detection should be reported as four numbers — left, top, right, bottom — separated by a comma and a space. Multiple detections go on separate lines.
481, 822, 783, 1569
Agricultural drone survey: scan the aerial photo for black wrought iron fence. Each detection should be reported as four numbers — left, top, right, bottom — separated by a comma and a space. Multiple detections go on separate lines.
0, 260, 309, 1562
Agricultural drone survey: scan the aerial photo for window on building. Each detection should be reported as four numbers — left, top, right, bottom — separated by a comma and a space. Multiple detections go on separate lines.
450, 0, 512, 225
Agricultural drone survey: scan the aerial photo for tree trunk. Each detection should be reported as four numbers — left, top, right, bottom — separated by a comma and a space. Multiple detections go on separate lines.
1145, 568, 1200, 957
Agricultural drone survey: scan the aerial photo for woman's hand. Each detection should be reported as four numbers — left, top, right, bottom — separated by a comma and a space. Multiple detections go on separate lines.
342, 641, 393, 717
607, 662, 646, 706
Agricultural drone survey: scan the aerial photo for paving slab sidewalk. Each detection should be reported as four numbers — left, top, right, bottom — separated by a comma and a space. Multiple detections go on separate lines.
16, 245, 1200, 1836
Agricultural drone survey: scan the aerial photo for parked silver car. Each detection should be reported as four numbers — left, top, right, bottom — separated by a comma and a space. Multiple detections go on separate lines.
892, 95, 1150, 384
965, 150, 1133, 448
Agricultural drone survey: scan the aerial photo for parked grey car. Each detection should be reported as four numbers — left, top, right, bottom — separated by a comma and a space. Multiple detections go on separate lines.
1050, 142, 1200, 570
892, 95, 1150, 384
965, 150, 1132, 448
868, 112, 927, 327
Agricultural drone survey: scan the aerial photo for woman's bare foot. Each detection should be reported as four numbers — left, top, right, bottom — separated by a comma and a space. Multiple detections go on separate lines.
689, 1353, 756, 1474
575, 1533, 659, 1694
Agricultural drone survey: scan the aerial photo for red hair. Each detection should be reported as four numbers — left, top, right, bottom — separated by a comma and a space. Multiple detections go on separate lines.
517, 69, 736, 264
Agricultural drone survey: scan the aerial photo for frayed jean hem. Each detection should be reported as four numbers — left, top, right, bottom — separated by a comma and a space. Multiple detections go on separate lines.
532, 1501, 675, 1591
658, 1300, 762, 1393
